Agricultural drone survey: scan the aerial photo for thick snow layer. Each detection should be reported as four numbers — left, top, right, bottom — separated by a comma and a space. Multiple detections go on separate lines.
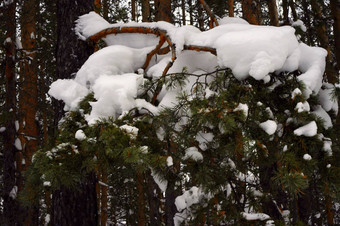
295, 102, 310, 113
218, 17, 249, 25
49, 12, 328, 128
183, 147, 203, 161
75, 130, 86, 141
48, 79, 89, 111
292, 20, 307, 32
318, 84, 338, 114
259, 120, 277, 135
297, 43, 327, 97
294, 121, 317, 137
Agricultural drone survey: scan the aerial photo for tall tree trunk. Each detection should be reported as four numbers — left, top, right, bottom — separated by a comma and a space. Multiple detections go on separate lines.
52, 173, 98, 226
228, 0, 234, 17
310, 0, 338, 84
289, 0, 298, 21
267, 0, 279, 26
103, 0, 109, 20
197, 1, 204, 30
147, 172, 161, 225
181, 0, 186, 25
282, 0, 289, 24
142, 0, 150, 22
100, 171, 108, 226
53, 0, 97, 225
2, 0, 20, 225
241, 0, 261, 25
301, 0, 313, 45
157, 0, 172, 22
19, 0, 40, 224
137, 171, 146, 226
94, 0, 101, 14
330, 0, 340, 71
131, 0, 136, 21
188, 0, 193, 25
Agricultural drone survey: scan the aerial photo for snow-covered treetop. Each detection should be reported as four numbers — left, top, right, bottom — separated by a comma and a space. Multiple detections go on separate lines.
49, 11, 330, 125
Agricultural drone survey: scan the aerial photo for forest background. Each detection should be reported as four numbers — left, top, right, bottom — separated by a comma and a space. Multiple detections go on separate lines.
0, 0, 340, 225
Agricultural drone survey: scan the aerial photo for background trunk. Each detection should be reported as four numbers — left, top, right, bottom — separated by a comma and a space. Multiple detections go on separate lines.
142, 0, 150, 22
2, 1, 20, 225
228, 0, 234, 17
267, 0, 279, 26
156, 0, 172, 22
241, 0, 261, 25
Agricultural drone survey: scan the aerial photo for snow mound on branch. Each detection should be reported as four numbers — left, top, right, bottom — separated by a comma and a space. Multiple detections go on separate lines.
294, 121, 317, 137
49, 12, 330, 126
259, 120, 277, 135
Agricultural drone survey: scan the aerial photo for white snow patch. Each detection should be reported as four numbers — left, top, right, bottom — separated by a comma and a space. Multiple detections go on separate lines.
75, 130, 86, 141
241, 212, 270, 221
259, 120, 277, 135
234, 103, 249, 117
303, 154, 312, 161
167, 156, 173, 167
183, 147, 203, 161
120, 125, 139, 139
294, 121, 317, 137
14, 138, 22, 150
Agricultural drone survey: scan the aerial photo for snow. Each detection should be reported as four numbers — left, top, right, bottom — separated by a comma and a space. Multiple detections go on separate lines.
259, 120, 277, 135
312, 105, 332, 129
183, 147, 203, 161
0, 127, 5, 132
318, 84, 338, 114
14, 138, 22, 150
167, 156, 173, 167
120, 125, 139, 139
234, 103, 249, 117
9, 186, 18, 199
241, 212, 270, 221
323, 140, 332, 156
291, 88, 302, 99
150, 169, 167, 193
294, 121, 317, 137
218, 17, 249, 25
75, 129, 86, 141
295, 101, 310, 113
175, 186, 202, 212
43, 181, 51, 187
292, 20, 307, 32
303, 154, 312, 161
49, 12, 328, 128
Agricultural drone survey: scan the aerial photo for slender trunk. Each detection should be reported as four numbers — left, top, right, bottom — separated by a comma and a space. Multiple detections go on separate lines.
157, 0, 172, 22
3, 0, 20, 225
101, 171, 108, 226
103, 0, 109, 20
330, 0, 340, 71
241, 0, 261, 25
282, 0, 289, 24
228, 0, 234, 17
131, 0, 136, 21
142, 0, 150, 22
289, 0, 297, 21
310, 0, 337, 84
147, 172, 161, 225
267, 0, 279, 26
199, 0, 219, 27
181, 0, 186, 25
197, 1, 204, 30
94, 0, 101, 14
188, 0, 193, 25
137, 171, 146, 226
301, 0, 313, 45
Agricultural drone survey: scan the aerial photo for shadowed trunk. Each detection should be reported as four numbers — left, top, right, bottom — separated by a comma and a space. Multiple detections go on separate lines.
241, 0, 261, 25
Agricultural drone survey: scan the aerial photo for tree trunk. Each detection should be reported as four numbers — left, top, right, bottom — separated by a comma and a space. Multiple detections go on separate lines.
301, 0, 313, 45
188, 0, 193, 25
2, 1, 21, 225
282, 0, 289, 24
267, 0, 279, 26
241, 0, 261, 25
131, 0, 136, 21
94, 0, 101, 14
157, 0, 172, 22
181, 0, 186, 25
142, 0, 151, 22
53, 0, 97, 225
52, 173, 98, 226
103, 0, 109, 20
310, 0, 338, 84
137, 171, 146, 226
147, 172, 161, 225
228, 0, 234, 17
289, 0, 298, 21
330, 0, 340, 71
100, 171, 108, 226
197, 1, 204, 30
19, 0, 40, 224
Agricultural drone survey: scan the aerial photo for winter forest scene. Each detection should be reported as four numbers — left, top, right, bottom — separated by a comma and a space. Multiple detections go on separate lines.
1, 0, 340, 225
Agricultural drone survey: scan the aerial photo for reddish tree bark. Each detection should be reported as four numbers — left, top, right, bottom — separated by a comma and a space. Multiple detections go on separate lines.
228, 0, 234, 17
241, 0, 261, 25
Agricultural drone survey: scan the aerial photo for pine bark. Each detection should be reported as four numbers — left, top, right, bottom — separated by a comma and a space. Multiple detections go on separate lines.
267, 0, 279, 26
131, 0, 136, 21
94, 0, 101, 14
142, 0, 150, 22
282, 0, 289, 24
103, 0, 109, 20
19, 0, 39, 224
241, 0, 261, 25
181, 0, 186, 25
228, 0, 234, 17
52, 0, 97, 225
147, 172, 161, 225
310, 0, 337, 84
2, 0, 20, 225
156, 0, 172, 22
137, 171, 146, 226
330, 0, 340, 71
